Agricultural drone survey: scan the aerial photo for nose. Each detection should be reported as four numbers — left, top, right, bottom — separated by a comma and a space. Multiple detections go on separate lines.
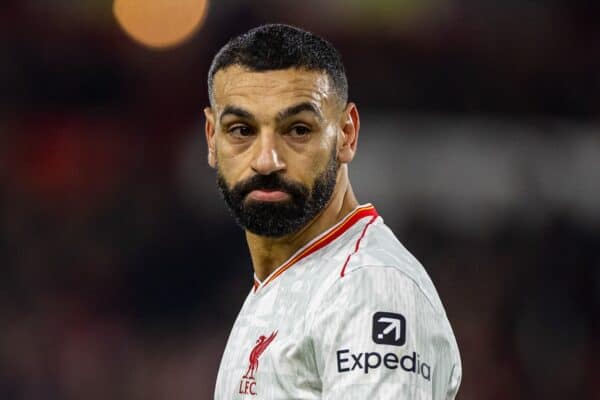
250, 132, 286, 175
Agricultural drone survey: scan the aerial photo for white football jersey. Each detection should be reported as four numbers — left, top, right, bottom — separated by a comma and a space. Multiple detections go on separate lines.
214, 204, 462, 400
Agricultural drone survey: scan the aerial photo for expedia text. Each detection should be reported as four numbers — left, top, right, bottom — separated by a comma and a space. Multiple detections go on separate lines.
336, 349, 431, 381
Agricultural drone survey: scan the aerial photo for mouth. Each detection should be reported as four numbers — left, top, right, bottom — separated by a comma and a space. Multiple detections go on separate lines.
246, 189, 291, 202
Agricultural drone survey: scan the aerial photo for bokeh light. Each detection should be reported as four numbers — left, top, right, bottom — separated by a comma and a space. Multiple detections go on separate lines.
113, 0, 209, 49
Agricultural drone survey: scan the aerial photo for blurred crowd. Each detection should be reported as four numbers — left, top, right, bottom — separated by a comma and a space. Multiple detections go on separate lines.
1, 0, 599, 399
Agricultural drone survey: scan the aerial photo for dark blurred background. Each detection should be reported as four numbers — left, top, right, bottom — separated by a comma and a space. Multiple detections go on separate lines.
1, 0, 599, 399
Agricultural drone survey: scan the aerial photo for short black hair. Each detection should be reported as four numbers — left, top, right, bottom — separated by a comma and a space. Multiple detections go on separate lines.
208, 24, 348, 106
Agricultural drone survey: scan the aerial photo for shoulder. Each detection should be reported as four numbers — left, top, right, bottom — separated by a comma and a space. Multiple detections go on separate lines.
331, 217, 445, 314
304, 216, 462, 395
306, 220, 462, 379
304, 216, 453, 335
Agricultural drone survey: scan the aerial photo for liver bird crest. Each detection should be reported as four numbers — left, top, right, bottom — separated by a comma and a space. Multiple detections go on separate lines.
243, 331, 278, 380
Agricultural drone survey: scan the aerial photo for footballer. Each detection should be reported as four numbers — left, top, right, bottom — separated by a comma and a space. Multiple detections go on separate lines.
205, 24, 462, 399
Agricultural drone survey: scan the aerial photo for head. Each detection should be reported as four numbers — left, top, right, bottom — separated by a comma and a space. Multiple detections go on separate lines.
205, 24, 360, 237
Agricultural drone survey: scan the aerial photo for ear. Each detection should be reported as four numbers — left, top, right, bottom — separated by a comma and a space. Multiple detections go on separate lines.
204, 107, 217, 168
337, 102, 360, 164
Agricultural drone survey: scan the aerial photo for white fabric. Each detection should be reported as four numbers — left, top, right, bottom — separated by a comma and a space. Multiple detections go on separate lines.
214, 205, 461, 399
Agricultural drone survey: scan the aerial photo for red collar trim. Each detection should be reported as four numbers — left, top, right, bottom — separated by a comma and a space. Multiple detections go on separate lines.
253, 204, 378, 292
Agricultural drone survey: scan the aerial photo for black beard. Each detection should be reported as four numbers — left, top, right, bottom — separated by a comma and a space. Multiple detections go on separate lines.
217, 155, 339, 238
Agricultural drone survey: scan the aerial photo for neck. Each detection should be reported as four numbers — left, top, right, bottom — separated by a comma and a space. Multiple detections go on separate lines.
246, 172, 359, 282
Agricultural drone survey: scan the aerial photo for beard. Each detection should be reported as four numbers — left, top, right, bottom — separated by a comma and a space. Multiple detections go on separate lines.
216, 149, 339, 238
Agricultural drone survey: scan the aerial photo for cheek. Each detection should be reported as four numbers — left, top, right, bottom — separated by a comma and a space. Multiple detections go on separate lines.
293, 145, 334, 188
311, 129, 337, 170
215, 140, 253, 183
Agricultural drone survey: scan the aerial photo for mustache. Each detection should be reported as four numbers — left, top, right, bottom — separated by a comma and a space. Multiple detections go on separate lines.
233, 173, 308, 199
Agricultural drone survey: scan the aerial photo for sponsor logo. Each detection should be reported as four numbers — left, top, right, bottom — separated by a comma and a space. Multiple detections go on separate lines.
339, 312, 430, 381
336, 349, 431, 381
372, 312, 406, 346
239, 331, 278, 396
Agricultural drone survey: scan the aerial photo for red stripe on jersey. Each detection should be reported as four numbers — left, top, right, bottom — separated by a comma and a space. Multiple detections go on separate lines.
258, 204, 379, 290
340, 215, 378, 277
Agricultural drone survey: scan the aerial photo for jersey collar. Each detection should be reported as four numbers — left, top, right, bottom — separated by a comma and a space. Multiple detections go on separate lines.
252, 203, 379, 292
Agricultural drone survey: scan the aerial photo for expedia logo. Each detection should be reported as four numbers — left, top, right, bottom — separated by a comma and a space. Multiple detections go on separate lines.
336, 349, 431, 381
372, 312, 406, 346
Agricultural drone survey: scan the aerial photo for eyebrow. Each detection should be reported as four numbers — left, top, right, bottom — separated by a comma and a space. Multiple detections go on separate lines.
219, 102, 323, 125
276, 102, 323, 123
219, 106, 254, 124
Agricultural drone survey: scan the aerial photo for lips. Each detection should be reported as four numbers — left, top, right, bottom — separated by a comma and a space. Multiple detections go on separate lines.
247, 189, 291, 202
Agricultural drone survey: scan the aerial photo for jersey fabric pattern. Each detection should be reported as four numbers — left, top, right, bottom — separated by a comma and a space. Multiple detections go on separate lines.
214, 204, 462, 400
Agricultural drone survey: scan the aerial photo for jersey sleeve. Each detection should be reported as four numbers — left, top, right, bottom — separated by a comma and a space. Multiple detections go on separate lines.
307, 266, 461, 400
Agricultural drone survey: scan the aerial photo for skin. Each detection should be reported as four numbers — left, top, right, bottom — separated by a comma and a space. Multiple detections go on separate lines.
205, 65, 361, 281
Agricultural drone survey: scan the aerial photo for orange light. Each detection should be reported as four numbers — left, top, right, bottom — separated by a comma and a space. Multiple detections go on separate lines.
113, 0, 209, 49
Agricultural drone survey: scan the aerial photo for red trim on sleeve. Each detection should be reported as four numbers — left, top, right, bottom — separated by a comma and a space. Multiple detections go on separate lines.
340, 214, 378, 277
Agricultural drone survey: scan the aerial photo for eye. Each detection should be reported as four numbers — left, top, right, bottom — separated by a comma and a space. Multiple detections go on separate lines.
228, 125, 254, 138
288, 125, 311, 137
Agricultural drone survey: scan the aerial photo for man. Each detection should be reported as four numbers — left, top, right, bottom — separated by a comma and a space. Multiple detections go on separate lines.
205, 24, 462, 399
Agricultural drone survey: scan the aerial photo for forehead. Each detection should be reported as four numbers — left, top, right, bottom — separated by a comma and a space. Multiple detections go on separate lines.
211, 66, 334, 114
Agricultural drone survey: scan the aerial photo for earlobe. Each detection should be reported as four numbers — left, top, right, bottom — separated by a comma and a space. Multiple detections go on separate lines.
338, 102, 360, 164
204, 107, 217, 168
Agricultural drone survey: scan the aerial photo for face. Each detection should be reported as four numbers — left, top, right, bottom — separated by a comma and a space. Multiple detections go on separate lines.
205, 66, 358, 237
